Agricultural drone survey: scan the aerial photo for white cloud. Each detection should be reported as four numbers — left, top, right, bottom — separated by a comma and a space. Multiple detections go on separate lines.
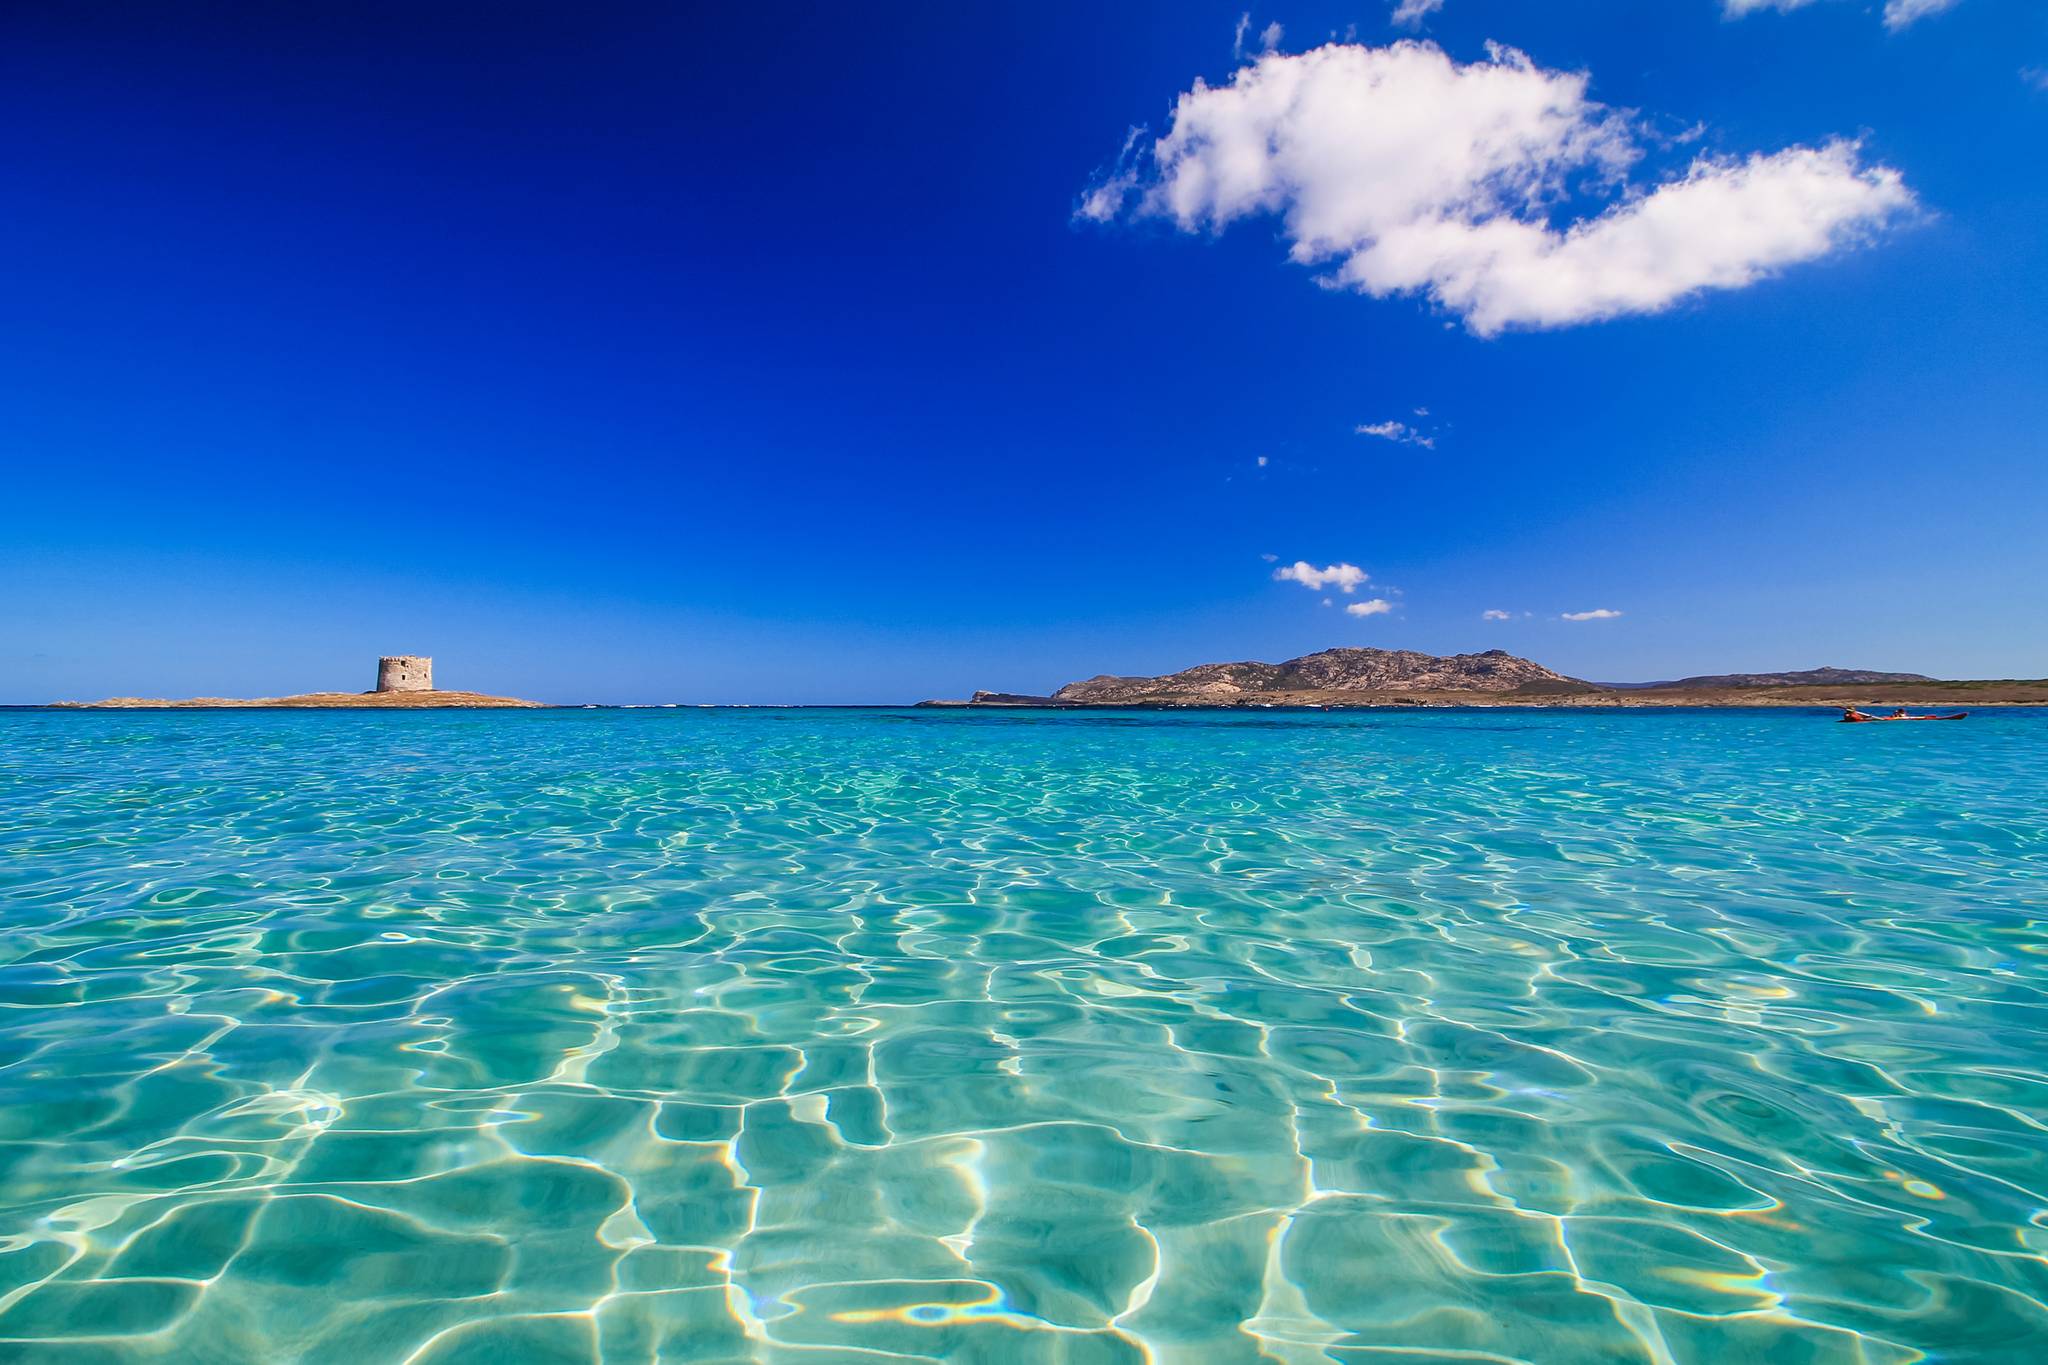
2026, 68, 2048, 93
1882, 0, 1961, 28
1256, 454, 1269, 466
1080, 42, 1913, 334
1233, 12, 1251, 58
1562, 608, 1623, 621
1724, 0, 1964, 28
1261, 21, 1284, 52
1392, 0, 1445, 29
1346, 598, 1395, 617
1275, 560, 1369, 592
1357, 419, 1435, 448
1481, 608, 1513, 621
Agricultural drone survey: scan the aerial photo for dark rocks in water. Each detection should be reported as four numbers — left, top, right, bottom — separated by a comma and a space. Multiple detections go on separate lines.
915, 691, 1065, 708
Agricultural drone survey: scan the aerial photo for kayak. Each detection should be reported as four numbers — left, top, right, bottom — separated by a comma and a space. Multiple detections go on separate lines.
1840, 712, 1968, 722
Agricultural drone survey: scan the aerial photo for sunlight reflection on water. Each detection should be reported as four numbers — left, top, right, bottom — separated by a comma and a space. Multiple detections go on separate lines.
2, 707, 2045, 1362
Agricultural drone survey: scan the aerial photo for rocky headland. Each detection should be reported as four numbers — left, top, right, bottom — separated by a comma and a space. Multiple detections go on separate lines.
923, 649, 2048, 709
1052, 648, 1586, 704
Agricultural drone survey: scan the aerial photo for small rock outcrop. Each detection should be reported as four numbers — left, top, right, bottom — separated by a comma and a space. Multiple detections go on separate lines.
53, 654, 538, 708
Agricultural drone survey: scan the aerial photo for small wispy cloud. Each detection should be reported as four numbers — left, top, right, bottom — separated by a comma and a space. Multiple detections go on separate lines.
1356, 420, 1435, 449
1256, 455, 1269, 467
1275, 561, 1368, 592
1346, 598, 1395, 617
1232, 14, 1284, 57
1481, 609, 1513, 621
1562, 608, 1623, 621
2024, 67, 2048, 92
1391, 0, 1445, 30
1882, 0, 1962, 30
1724, 0, 1963, 28
1723, 0, 1821, 15
1073, 125, 1148, 224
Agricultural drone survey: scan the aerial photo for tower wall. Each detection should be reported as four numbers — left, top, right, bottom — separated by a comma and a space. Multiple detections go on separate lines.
376, 655, 433, 693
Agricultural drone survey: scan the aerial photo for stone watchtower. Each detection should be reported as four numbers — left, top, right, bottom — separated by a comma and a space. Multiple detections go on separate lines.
376, 655, 433, 693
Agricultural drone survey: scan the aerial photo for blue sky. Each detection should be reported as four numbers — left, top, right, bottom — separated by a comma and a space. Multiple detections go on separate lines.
3, 1, 2044, 703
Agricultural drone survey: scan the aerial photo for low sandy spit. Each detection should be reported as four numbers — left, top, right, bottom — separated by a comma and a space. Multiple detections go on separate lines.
53, 691, 544, 709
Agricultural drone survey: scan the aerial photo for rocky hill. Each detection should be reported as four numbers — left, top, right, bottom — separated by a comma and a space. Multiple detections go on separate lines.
1644, 667, 1935, 689
1052, 648, 1592, 704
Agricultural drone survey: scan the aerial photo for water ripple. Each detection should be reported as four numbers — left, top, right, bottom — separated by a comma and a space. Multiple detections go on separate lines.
2, 707, 2046, 1361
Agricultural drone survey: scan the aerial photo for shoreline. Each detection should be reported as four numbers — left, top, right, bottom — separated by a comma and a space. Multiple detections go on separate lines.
22, 680, 2048, 713
17, 699, 2048, 713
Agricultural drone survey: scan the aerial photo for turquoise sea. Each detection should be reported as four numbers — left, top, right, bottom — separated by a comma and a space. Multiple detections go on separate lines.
2, 706, 2046, 1363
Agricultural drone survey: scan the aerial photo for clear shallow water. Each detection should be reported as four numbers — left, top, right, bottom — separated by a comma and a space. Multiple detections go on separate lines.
2, 706, 2046, 1364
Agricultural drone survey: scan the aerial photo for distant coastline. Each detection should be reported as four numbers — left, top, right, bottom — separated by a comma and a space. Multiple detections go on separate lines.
922, 649, 2048, 709
34, 647, 2048, 711
925, 687, 2048, 712
27, 689, 2048, 712
918, 684, 2048, 709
